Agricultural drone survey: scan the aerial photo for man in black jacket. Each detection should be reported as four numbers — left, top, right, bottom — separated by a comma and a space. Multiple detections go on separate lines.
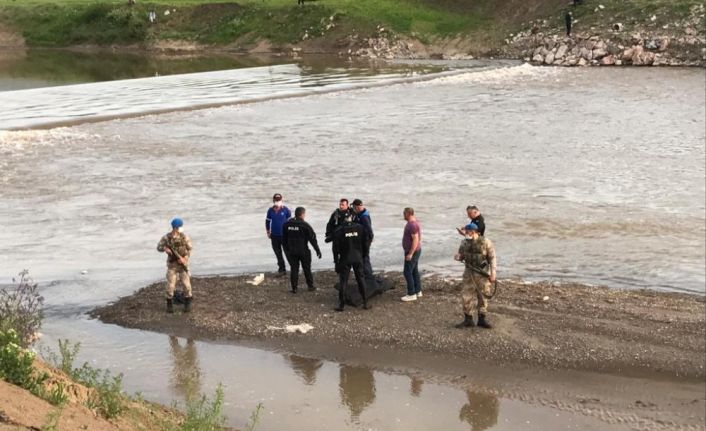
332, 215, 370, 311
352, 198, 374, 279
325, 198, 355, 244
458, 205, 486, 237
283, 207, 322, 293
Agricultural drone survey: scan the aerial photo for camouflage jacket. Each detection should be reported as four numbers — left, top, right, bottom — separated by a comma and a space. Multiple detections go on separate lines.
157, 232, 193, 265
458, 237, 496, 273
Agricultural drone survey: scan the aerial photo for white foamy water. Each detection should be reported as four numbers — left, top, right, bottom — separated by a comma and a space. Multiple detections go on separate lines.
0, 63, 476, 130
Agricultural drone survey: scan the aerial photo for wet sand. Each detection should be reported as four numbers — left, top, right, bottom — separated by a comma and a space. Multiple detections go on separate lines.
92, 271, 706, 430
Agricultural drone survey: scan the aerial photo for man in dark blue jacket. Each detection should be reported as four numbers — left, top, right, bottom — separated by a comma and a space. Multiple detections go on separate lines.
352, 198, 374, 280
265, 193, 291, 274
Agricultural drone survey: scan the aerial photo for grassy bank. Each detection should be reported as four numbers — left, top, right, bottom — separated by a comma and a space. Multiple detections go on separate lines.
0, 0, 702, 56
0, 0, 563, 49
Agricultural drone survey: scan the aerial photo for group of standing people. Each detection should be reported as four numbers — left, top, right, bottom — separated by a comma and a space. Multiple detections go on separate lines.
155, 197, 498, 329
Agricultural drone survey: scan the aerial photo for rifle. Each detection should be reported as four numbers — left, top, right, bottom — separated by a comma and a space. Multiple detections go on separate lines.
467, 264, 498, 299
168, 239, 189, 272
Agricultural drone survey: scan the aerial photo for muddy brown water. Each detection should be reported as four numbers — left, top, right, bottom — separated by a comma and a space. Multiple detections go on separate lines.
0, 50, 704, 429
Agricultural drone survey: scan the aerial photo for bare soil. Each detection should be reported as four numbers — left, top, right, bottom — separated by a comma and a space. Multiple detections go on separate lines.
0, 361, 184, 431
92, 271, 706, 381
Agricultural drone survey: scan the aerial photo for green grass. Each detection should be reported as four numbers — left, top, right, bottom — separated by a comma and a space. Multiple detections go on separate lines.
0, 0, 700, 48
0, 0, 498, 47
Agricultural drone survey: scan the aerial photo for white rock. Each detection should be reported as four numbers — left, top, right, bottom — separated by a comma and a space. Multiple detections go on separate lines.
555, 44, 568, 59
81, 270, 88, 275
543, 296, 549, 301
544, 52, 555, 64
164, 10, 170, 16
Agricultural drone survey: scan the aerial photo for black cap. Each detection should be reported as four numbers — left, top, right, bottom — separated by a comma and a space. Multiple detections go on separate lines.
352, 199, 363, 206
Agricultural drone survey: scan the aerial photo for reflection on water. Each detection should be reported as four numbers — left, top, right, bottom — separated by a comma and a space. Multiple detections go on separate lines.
286, 354, 322, 386
410, 375, 424, 397
459, 389, 500, 431
169, 336, 202, 402
338, 365, 376, 422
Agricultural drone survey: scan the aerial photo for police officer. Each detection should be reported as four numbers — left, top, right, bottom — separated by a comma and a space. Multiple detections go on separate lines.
352, 198, 374, 280
325, 198, 355, 244
283, 207, 322, 293
333, 214, 370, 311
454, 223, 497, 328
157, 217, 193, 313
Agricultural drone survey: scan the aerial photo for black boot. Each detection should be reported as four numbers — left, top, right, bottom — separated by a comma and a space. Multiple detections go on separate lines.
166, 299, 174, 314
290, 287, 298, 294
334, 300, 344, 312
455, 314, 474, 328
307, 285, 317, 291
477, 313, 492, 329
184, 297, 192, 313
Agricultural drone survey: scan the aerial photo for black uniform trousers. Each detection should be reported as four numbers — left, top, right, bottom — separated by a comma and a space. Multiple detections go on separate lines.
271, 236, 286, 272
286, 250, 313, 291
338, 261, 367, 306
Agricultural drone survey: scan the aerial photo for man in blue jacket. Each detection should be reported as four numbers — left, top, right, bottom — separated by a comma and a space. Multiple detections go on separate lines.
265, 193, 291, 275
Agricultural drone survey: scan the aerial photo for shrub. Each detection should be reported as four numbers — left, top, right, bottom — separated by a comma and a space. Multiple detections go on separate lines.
180, 384, 227, 431
0, 270, 44, 347
43, 339, 80, 377
0, 328, 47, 396
44, 381, 69, 407
43, 339, 125, 419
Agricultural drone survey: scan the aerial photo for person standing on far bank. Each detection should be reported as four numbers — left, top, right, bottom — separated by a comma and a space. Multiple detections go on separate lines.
401, 207, 422, 302
565, 11, 573, 37
265, 193, 291, 275
283, 207, 322, 293
454, 223, 497, 329
157, 217, 193, 314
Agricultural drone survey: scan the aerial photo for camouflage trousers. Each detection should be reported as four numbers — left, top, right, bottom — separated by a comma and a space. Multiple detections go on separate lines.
461, 268, 492, 314
166, 264, 192, 299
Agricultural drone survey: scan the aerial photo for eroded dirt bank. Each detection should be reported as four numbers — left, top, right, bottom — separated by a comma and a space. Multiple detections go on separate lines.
92, 271, 705, 381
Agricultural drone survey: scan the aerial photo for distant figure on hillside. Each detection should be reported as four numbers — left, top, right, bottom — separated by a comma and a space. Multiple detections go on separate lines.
565, 11, 573, 37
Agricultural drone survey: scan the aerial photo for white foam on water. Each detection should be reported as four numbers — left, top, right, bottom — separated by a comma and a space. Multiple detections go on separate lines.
421, 62, 561, 86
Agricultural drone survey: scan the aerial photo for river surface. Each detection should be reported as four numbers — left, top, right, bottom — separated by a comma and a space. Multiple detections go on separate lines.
0, 49, 704, 429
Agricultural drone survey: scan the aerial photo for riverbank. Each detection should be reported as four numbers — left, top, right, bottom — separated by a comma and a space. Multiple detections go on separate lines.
0, 0, 703, 66
92, 271, 706, 381
0, 359, 188, 431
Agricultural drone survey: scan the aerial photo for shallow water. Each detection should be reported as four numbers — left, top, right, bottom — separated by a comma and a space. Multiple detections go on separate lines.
0, 57, 704, 429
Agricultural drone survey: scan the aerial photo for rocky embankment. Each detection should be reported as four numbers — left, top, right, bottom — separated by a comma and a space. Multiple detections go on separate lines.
507, 4, 705, 66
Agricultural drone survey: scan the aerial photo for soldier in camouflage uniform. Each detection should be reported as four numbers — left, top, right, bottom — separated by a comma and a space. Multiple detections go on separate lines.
157, 217, 193, 313
454, 222, 496, 329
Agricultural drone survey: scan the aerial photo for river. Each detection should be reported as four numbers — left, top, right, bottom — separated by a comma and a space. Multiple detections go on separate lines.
0, 49, 704, 430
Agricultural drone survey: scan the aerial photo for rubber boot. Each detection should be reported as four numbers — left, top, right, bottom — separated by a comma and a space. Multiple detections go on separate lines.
184, 297, 192, 313
455, 314, 474, 328
166, 299, 174, 314
290, 287, 298, 294
477, 313, 493, 329
362, 292, 371, 310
